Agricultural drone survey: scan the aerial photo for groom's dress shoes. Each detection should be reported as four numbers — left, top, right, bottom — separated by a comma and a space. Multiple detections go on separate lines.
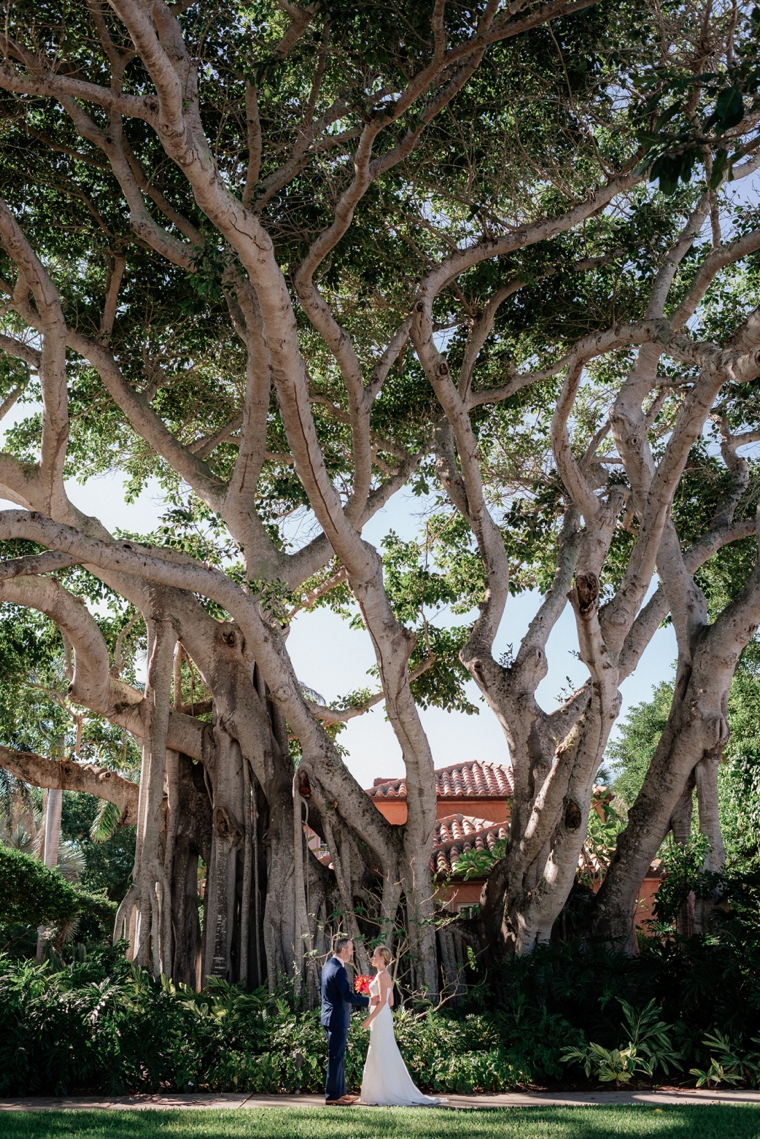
326, 1095, 357, 1106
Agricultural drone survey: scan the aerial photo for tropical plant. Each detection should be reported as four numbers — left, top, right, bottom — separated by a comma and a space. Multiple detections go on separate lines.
561, 999, 682, 1085
690, 1030, 760, 1088
0, 949, 532, 1096
651, 835, 724, 930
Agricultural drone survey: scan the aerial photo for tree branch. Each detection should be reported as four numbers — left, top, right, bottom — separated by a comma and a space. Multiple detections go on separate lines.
0, 744, 139, 824
0, 198, 68, 514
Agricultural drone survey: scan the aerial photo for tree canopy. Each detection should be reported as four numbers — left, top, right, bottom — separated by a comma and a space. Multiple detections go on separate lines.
0, 0, 758, 990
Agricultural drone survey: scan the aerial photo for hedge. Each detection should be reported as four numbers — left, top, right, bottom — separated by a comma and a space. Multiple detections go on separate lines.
0, 844, 115, 928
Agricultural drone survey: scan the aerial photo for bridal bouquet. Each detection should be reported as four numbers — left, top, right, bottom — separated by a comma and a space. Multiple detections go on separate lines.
354, 974, 373, 996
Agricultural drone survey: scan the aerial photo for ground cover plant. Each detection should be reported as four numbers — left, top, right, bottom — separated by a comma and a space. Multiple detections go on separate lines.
2, 1108, 760, 1139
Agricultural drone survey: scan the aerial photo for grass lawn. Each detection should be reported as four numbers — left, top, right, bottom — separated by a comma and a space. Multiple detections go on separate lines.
1, 1107, 760, 1139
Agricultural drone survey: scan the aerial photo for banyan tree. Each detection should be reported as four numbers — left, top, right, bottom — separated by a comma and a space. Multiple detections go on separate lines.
0, 0, 759, 991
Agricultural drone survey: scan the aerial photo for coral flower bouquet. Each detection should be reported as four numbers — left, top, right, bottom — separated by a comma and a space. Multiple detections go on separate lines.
354, 974, 373, 996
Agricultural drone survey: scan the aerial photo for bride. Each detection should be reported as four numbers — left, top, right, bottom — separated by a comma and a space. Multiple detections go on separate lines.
359, 945, 444, 1107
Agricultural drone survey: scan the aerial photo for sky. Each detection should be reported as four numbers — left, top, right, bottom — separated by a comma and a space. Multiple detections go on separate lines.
0, 398, 678, 791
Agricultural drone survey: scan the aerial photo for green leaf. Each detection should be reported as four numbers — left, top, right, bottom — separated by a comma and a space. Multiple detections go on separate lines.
714, 87, 745, 132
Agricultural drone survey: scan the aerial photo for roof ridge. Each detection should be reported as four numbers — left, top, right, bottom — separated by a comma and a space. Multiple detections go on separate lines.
432, 758, 508, 775
369, 757, 511, 787
434, 812, 497, 830
367, 758, 514, 799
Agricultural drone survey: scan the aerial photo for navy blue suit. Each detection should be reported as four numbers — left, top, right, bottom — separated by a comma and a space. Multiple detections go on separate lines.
320, 955, 369, 1101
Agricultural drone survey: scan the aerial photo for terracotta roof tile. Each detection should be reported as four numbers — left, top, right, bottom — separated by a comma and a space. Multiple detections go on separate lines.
368, 759, 514, 801
431, 813, 508, 876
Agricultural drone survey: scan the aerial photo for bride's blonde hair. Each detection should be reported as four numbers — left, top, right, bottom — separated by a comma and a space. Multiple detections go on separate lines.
374, 944, 392, 967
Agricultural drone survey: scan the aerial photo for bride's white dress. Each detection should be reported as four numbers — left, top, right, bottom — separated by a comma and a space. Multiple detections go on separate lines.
360, 975, 443, 1106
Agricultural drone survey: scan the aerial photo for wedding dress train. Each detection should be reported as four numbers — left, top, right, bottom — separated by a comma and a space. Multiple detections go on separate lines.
359, 976, 443, 1106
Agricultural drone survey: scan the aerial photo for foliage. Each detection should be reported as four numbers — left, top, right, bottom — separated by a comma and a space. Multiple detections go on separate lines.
633, 5, 760, 194
715, 861, 760, 961
0, 844, 114, 932
0, 599, 142, 773
451, 834, 506, 882
607, 658, 760, 865
462, 930, 760, 1084
717, 647, 760, 861
577, 799, 626, 886
690, 1030, 760, 1089
60, 791, 136, 903
0, 950, 534, 1096
651, 836, 723, 928
561, 1000, 682, 1085
607, 682, 674, 810
9, 918, 760, 1095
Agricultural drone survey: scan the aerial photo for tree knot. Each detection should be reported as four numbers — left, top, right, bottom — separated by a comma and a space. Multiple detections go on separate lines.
574, 572, 599, 618
564, 799, 582, 830
216, 623, 241, 651
213, 805, 243, 845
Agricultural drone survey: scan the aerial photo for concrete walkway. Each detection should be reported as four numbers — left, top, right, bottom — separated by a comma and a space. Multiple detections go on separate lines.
2, 1088, 760, 1111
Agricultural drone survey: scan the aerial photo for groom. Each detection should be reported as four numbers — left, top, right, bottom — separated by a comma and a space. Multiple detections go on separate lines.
321, 936, 370, 1105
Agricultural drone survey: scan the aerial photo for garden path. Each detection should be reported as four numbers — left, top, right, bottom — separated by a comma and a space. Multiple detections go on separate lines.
2, 1089, 760, 1111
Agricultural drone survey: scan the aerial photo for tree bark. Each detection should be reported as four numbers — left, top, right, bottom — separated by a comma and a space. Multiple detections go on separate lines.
36, 784, 63, 961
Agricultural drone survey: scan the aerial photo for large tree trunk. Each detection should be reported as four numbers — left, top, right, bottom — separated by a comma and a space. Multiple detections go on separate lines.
115, 611, 176, 973
693, 752, 727, 934
202, 731, 245, 982
169, 754, 210, 988
36, 784, 63, 961
592, 567, 759, 949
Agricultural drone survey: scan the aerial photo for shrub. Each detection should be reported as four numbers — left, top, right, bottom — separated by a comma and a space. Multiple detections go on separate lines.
6, 908, 760, 1097
0, 844, 115, 931
690, 1030, 760, 1088
1, 845, 86, 926
0, 951, 532, 1096
651, 835, 723, 928
561, 999, 682, 1085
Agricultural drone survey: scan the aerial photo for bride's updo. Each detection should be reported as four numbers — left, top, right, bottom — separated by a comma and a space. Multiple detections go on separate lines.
374, 945, 392, 967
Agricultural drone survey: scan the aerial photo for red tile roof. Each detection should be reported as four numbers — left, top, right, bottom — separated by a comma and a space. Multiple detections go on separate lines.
368, 760, 514, 801
431, 813, 508, 876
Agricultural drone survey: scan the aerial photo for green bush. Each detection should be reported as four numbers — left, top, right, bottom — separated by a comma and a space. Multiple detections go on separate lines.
461, 911, 760, 1088
651, 835, 724, 928
0, 951, 531, 1096
60, 790, 136, 902
561, 999, 682, 1086
6, 894, 760, 1098
0, 844, 115, 930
